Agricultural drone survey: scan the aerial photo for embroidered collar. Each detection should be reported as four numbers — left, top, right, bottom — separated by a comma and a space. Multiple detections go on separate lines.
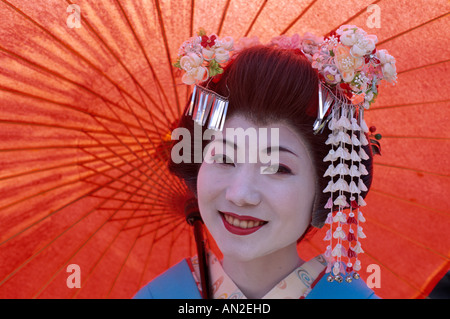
188, 253, 327, 299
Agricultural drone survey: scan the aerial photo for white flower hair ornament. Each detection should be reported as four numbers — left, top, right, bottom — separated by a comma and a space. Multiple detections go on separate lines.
173, 28, 235, 130
174, 26, 397, 283
174, 28, 234, 85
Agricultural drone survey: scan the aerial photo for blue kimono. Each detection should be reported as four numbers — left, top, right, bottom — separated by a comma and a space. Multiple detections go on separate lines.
134, 258, 379, 299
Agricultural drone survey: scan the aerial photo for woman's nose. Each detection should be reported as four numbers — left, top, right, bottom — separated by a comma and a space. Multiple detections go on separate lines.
225, 168, 262, 207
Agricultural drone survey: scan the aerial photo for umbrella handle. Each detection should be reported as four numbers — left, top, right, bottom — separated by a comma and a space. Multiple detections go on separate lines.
191, 219, 212, 299
185, 200, 211, 299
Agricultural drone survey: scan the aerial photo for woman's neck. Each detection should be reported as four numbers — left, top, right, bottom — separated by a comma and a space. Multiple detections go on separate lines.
221, 243, 304, 299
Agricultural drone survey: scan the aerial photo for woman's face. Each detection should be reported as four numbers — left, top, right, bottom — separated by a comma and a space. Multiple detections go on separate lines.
197, 115, 316, 261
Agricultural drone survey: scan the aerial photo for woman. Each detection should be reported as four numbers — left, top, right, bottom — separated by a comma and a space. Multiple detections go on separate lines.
134, 26, 395, 299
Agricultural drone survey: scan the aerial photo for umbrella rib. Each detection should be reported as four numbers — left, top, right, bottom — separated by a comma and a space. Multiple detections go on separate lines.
160, 166, 188, 196
78, 148, 162, 199
78, 142, 178, 200
79, 159, 176, 201
3, 145, 163, 234
0, 159, 149, 287
153, 0, 181, 116
0, 118, 152, 146
0, 0, 171, 129
121, 213, 180, 232
183, 0, 196, 106
63, 0, 174, 125
418, 259, 450, 299
80, 110, 179, 195
147, 219, 187, 244
82, 130, 157, 186
136, 203, 170, 289
324, 0, 382, 37
135, 187, 191, 289
362, 249, 431, 298
83, 178, 157, 203
397, 59, 450, 75
370, 188, 450, 218
78, 173, 153, 204
0, 85, 165, 137
0, 142, 148, 183
33, 165, 151, 299
302, 229, 443, 298
364, 214, 450, 261
111, 0, 177, 122
90, 95, 185, 196
369, 99, 450, 111
374, 162, 450, 179
305, 227, 443, 298
103, 153, 185, 202
0, 119, 160, 166
99, 194, 168, 301
90, 196, 153, 207
0, 168, 99, 217
1, 116, 181, 199
105, 196, 183, 210
166, 221, 189, 269
108, 210, 178, 221
104, 206, 151, 298
113, 86, 170, 174
0, 156, 151, 248
106, 207, 189, 298
216, 0, 232, 36
0, 47, 167, 131
136, 218, 181, 240
189, 0, 195, 36
0, 91, 173, 187
0, 109, 185, 198
71, 166, 166, 298
243, 0, 268, 37
378, 135, 450, 141
377, 12, 450, 46
280, 0, 318, 35
0, 141, 151, 154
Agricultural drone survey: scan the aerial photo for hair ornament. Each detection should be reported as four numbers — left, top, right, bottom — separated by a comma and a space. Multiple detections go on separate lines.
174, 28, 234, 130
174, 25, 397, 283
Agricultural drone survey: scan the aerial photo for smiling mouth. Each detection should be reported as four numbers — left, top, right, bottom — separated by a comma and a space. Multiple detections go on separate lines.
219, 211, 268, 235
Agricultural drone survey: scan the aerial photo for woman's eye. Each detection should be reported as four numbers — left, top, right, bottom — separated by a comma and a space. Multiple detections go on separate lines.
261, 164, 292, 175
213, 154, 234, 165
276, 165, 292, 174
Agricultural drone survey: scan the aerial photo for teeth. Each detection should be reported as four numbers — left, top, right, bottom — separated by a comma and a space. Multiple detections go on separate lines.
224, 214, 264, 229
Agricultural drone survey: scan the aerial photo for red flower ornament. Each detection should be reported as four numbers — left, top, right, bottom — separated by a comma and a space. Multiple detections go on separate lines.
201, 35, 217, 48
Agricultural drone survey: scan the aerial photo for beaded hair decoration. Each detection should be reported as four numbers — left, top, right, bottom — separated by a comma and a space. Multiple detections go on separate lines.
174, 25, 397, 283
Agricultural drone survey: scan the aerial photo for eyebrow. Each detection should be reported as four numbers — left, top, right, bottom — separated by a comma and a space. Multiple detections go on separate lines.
263, 145, 298, 157
220, 138, 237, 150
217, 138, 298, 157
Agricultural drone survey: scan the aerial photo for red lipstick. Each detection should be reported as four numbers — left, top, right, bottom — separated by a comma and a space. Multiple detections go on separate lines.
220, 211, 267, 236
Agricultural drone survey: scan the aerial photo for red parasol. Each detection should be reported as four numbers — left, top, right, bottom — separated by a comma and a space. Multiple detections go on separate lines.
0, 0, 449, 299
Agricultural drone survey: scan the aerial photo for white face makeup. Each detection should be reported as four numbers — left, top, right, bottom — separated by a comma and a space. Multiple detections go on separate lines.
197, 115, 316, 262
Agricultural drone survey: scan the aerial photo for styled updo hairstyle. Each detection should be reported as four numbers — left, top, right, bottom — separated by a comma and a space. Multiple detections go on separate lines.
169, 45, 374, 228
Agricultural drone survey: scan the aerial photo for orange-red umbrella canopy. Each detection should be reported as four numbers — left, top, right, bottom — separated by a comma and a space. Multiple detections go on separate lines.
0, 0, 449, 299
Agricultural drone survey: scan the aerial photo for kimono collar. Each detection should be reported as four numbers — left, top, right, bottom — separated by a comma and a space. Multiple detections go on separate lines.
188, 252, 327, 299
